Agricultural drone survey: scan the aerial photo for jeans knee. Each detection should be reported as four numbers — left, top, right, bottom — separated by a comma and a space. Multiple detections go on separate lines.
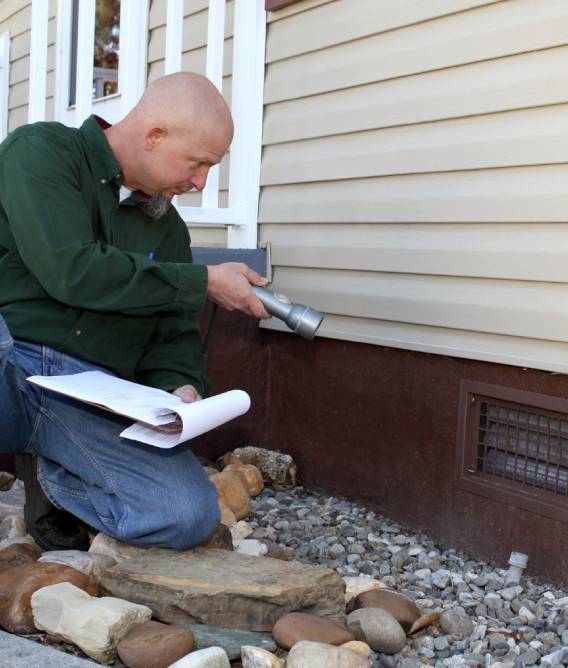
0, 316, 13, 365
121, 477, 220, 550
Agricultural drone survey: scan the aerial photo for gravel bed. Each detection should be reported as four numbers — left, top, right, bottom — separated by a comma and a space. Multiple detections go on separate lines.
249, 486, 568, 668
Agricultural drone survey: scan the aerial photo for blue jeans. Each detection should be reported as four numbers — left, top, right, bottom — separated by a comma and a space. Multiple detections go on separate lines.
0, 315, 219, 549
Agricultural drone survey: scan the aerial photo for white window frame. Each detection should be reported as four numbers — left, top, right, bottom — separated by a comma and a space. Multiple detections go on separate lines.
53, 0, 149, 127
0, 31, 10, 140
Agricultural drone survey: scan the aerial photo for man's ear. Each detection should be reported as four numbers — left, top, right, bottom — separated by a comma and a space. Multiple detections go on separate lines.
145, 126, 167, 151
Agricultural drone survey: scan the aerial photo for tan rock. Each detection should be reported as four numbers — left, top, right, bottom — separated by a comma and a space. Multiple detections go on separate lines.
0, 562, 98, 634
272, 611, 354, 649
351, 588, 420, 632
210, 471, 251, 520
341, 640, 372, 657
286, 640, 369, 668
117, 620, 195, 668
343, 575, 384, 607
32, 581, 152, 664
408, 610, 442, 635
100, 547, 345, 632
224, 464, 264, 497
241, 645, 283, 668
0, 542, 42, 573
230, 520, 253, 541
218, 500, 237, 527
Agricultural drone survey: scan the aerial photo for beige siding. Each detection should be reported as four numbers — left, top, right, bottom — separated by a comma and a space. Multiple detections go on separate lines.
0, 0, 57, 130
260, 0, 568, 373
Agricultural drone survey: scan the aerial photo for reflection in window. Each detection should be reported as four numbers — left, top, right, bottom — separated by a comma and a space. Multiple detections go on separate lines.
69, 0, 120, 105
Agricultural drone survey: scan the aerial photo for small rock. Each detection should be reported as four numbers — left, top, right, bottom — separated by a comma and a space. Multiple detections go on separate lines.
202, 523, 234, 551
241, 645, 282, 668
343, 575, 383, 606
0, 561, 97, 634
407, 610, 442, 635
32, 581, 152, 664
117, 620, 195, 668
286, 640, 370, 668
223, 464, 264, 497
168, 646, 230, 667
230, 521, 254, 541
0, 471, 15, 491
39, 550, 117, 582
0, 515, 26, 540
500, 585, 523, 601
439, 608, 474, 640
210, 471, 251, 520
225, 447, 297, 488
540, 646, 568, 666
350, 588, 420, 631
518, 605, 536, 624
0, 542, 42, 573
341, 640, 372, 657
346, 608, 406, 654
233, 539, 268, 557
272, 612, 354, 649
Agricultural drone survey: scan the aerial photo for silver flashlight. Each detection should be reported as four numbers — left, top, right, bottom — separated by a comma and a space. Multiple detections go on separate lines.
252, 286, 324, 340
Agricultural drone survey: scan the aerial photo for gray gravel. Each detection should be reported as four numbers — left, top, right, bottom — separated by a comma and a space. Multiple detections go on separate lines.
249, 486, 568, 668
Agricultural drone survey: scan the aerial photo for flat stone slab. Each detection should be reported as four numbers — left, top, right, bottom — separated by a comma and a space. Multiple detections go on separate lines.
0, 630, 99, 667
100, 546, 345, 632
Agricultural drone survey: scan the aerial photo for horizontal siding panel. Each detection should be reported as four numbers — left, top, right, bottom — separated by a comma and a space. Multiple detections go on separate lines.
0, 2, 30, 37
261, 223, 568, 283
264, 0, 568, 103
189, 227, 228, 247
264, 46, 568, 144
8, 79, 28, 111
9, 30, 30, 62
268, 267, 568, 342
266, 0, 500, 62
261, 105, 568, 184
149, 0, 209, 30
261, 315, 568, 375
267, 0, 332, 22
8, 104, 27, 132
259, 166, 568, 223
148, 4, 234, 65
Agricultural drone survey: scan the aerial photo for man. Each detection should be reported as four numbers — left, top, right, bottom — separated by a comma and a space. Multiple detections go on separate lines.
0, 72, 269, 551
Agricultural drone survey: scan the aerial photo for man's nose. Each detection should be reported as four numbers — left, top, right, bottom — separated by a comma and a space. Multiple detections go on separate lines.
191, 166, 210, 192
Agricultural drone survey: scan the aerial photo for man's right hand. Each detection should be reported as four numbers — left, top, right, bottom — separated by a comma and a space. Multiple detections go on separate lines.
206, 263, 271, 319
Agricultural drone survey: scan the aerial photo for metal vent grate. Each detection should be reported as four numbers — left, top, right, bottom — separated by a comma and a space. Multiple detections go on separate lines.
478, 400, 568, 497
457, 381, 568, 522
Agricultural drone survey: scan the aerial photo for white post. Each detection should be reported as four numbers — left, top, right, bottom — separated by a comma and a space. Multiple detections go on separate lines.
202, 0, 226, 210
119, 0, 150, 117
227, 0, 266, 248
165, 0, 184, 75
55, 0, 73, 122
0, 31, 10, 140
28, 0, 49, 123
75, 0, 96, 126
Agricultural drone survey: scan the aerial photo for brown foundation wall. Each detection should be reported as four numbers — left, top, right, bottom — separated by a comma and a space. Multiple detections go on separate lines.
200, 307, 568, 585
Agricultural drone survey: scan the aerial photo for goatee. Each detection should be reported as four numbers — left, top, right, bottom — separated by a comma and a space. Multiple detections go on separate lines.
137, 193, 171, 220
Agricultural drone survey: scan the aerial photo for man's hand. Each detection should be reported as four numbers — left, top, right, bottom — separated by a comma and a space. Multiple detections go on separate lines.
206, 262, 271, 319
172, 385, 202, 403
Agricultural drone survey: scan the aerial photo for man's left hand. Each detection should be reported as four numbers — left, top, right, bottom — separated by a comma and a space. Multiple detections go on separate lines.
172, 385, 202, 403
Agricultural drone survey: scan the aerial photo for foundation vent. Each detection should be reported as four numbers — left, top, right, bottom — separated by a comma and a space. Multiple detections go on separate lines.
457, 382, 568, 522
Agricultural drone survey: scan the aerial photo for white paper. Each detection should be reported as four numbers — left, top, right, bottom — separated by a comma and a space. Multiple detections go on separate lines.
27, 371, 251, 448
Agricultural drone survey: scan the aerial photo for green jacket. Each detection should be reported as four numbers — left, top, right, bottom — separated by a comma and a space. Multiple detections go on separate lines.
0, 116, 211, 396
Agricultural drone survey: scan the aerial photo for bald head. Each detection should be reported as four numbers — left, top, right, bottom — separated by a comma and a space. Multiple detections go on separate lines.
131, 72, 233, 145
106, 72, 234, 203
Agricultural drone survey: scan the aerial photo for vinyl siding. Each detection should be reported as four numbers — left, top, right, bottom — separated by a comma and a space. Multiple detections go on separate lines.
260, 0, 568, 373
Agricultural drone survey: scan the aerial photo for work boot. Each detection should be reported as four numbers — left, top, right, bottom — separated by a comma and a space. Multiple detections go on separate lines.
15, 453, 91, 551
